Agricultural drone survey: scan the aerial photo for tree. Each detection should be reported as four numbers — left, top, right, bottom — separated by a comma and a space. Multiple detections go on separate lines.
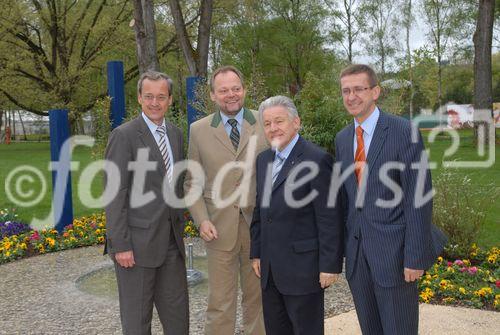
360, 0, 400, 77
473, 0, 496, 145
326, 0, 364, 63
403, 0, 415, 119
168, 0, 213, 77
421, 0, 473, 108
0, 0, 134, 127
132, 0, 160, 73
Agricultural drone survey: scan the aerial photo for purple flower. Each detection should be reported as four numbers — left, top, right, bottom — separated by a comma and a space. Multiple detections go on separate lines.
0, 221, 31, 238
454, 260, 464, 266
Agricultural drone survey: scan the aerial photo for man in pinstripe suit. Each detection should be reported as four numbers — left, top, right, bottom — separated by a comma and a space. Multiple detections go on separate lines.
334, 64, 445, 334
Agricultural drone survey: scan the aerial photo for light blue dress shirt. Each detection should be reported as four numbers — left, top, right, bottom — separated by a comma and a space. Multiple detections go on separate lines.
220, 108, 244, 137
141, 112, 175, 176
275, 133, 300, 161
353, 106, 380, 158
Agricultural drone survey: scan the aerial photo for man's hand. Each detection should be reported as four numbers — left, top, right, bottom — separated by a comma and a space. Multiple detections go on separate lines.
115, 250, 135, 268
404, 268, 424, 282
252, 259, 261, 278
200, 220, 218, 242
319, 272, 339, 289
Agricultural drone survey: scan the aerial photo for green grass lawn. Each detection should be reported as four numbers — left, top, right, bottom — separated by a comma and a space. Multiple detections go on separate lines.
422, 129, 500, 248
0, 142, 103, 224
0, 129, 498, 247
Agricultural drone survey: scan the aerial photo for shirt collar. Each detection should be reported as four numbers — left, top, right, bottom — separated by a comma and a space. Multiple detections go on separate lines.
354, 106, 380, 136
276, 133, 300, 160
142, 112, 165, 133
220, 108, 244, 127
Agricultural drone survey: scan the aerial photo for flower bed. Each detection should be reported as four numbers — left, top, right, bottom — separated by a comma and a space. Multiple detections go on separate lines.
0, 210, 199, 265
419, 244, 500, 310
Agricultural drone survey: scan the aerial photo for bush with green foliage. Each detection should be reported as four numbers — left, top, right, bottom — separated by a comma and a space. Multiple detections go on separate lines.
433, 170, 497, 259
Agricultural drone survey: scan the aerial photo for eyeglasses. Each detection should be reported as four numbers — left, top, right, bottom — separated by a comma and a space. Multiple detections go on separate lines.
142, 94, 169, 102
341, 86, 375, 96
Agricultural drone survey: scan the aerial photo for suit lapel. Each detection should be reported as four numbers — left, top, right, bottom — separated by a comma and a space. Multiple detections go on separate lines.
344, 124, 358, 192
366, 111, 389, 167
165, 121, 180, 163
211, 112, 237, 154
272, 137, 305, 192
236, 117, 255, 158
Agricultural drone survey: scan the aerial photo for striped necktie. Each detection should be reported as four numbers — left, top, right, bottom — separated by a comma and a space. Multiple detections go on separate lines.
272, 153, 285, 184
156, 125, 172, 182
354, 125, 366, 186
227, 118, 240, 150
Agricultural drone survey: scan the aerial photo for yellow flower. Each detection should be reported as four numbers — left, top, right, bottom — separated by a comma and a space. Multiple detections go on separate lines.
5, 251, 10, 257
425, 274, 432, 280
446, 267, 455, 273
70, 237, 77, 242
97, 236, 105, 243
20, 243, 27, 250
46, 238, 55, 247
3, 241, 11, 250
463, 259, 471, 266
459, 287, 466, 295
437, 256, 443, 264
95, 229, 101, 235
487, 254, 497, 264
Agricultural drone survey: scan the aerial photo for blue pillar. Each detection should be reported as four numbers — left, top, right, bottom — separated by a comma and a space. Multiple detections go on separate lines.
107, 61, 126, 129
186, 76, 204, 136
49, 109, 74, 232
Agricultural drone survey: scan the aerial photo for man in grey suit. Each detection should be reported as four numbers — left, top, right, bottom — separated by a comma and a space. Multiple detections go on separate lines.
104, 71, 189, 334
334, 64, 446, 334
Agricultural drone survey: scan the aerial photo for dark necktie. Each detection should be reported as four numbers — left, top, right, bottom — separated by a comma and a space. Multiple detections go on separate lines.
227, 118, 240, 150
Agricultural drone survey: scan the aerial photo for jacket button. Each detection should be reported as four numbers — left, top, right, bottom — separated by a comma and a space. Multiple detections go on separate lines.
354, 235, 359, 240
268, 219, 272, 224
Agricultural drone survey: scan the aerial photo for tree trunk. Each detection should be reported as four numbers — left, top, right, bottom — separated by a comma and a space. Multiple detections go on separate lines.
406, 0, 414, 119
169, 0, 213, 77
473, 0, 495, 146
18, 111, 28, 141
132, 0, 160, 74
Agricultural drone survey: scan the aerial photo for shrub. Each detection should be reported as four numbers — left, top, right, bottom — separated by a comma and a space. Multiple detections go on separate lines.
432, 170, 497, 259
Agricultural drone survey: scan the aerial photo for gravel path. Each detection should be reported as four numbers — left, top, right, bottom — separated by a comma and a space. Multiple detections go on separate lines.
0, 243, 354, 334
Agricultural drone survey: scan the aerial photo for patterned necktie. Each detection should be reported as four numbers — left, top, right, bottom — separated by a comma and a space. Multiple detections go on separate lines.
272, 153, 285, 184
354, 125, 366, 186
156, 125, 172, 182
227, 118, 240, 150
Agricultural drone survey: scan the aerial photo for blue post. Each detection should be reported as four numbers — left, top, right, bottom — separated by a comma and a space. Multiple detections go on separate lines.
186, 76, 204, 136
107, 61, 126, 129
49, 109, 74, 232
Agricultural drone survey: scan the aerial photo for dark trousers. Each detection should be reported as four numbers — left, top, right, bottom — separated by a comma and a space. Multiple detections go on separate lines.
348, 246, 419, 335
114, 236, 189, 335
261, 269, 324, 335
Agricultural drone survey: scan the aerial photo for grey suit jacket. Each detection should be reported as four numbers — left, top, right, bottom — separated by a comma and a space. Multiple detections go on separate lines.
104, 116, 186, 268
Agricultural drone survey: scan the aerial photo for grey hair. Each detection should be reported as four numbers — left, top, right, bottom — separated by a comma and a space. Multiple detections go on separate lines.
137, 71, 173, 96
258, 95, 299, 122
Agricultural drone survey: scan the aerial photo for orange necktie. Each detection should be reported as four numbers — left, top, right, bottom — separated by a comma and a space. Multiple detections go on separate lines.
354, 125, 366, 185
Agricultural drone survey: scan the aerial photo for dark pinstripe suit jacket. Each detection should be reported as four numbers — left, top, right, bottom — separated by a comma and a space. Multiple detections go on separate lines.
334, 111, 445, 287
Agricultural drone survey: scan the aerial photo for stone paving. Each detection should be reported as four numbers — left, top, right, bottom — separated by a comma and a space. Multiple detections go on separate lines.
0, 244, 354, 335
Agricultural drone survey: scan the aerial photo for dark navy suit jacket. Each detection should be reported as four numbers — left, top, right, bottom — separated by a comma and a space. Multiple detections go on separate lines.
250, 136, 344, 295
334, 111, 446, 288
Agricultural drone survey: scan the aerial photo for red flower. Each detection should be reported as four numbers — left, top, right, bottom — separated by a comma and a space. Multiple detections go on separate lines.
496, 280, 500, 288
447, 261, 453, 267
30, 231, 40, 240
